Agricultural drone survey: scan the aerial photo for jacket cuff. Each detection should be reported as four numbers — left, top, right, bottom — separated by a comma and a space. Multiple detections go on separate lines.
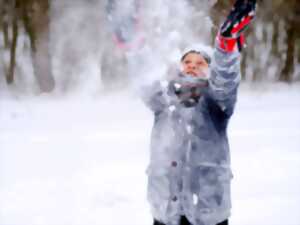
216, 33, 245, 53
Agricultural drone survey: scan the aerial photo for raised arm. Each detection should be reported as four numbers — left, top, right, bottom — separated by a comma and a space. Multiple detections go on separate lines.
208, 0, 256, 115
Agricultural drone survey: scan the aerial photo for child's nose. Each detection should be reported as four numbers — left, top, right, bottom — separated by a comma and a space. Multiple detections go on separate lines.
189, 64, 196, 70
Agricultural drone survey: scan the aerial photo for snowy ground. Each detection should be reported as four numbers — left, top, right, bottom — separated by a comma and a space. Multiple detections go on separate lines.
0, 83, 300, 225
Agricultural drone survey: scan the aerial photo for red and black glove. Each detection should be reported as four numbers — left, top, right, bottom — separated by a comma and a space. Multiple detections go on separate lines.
217, 0, 256, 52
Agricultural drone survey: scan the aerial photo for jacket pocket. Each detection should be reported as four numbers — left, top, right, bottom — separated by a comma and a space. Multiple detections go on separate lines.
183, 165, 232, 211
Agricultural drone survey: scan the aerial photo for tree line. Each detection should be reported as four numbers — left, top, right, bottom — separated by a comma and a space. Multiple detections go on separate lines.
210, 0, 300, 82
0, 0, 299, 93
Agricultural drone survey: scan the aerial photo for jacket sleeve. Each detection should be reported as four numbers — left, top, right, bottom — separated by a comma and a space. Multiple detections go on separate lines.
141, 80, 178, 113
207, 47, 241, 116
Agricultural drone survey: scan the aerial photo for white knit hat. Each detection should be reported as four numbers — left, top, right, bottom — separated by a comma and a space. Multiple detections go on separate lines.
181, 43, 213, 64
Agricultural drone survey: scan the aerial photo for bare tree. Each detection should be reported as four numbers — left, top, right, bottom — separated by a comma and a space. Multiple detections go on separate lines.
23, 0, 55, 92
278, 0, 300, 82
6, 0, 19, 84
0, 0, 18, 84
0, 0, 54, 92
0, 0, 10, 48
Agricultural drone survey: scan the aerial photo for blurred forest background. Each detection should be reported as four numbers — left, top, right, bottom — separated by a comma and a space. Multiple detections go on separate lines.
0, 0, 299, 94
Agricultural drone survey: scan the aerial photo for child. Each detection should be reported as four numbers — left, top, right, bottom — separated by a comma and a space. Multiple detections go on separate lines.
142, 1, 256, 225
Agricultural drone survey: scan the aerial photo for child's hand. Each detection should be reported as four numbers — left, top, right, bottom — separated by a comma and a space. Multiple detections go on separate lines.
217, 0, 257, 52
220, 0, 256, 38
168, 77, 208, 107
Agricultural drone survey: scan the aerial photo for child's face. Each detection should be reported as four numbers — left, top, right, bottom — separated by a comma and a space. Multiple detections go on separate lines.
181, 53, 209, 78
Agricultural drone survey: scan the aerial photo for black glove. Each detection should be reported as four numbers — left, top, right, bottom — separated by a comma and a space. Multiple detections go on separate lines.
217, 0, 256, 52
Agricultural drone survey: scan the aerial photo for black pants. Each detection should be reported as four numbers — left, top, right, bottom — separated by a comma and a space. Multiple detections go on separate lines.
154, 216, 228, 225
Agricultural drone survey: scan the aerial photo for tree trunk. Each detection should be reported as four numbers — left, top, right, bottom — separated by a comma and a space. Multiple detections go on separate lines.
22, 1, 36, 52
23, 0, 55, 92
31, 22, 55, 92
279, 20, 296, 82
6, 5, 18, 84
2, 21, 9, 48
240, 50, 247, 80
271, 19, 279, 56
1, 0, 12, 48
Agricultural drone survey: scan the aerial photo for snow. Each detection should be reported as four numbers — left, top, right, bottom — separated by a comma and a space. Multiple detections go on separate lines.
230, 84, 300, 225
0, 92, 151, 225
0, 83, 299, 225
1, 0, 299, 223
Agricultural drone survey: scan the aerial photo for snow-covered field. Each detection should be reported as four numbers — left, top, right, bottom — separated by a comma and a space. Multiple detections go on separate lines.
0, 83, 299, 225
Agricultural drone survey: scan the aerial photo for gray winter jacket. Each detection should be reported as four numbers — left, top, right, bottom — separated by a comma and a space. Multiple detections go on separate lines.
143, 47, 241, 225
